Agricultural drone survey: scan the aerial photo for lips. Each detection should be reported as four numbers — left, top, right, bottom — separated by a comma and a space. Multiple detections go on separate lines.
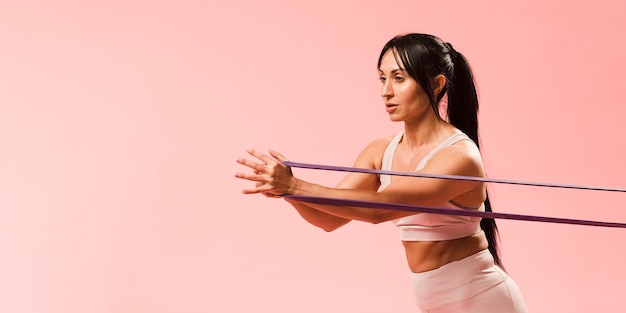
385, 103, 398, 113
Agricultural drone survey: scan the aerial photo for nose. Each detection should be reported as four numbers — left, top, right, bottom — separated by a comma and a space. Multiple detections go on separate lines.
381, 80, 393, 98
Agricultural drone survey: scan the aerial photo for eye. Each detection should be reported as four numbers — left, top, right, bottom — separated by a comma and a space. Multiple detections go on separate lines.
379, 76, 386, 83
394, 76, 404, 82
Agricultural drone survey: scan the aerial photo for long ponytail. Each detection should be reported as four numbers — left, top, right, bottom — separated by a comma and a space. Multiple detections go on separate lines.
378, 34, 504, 268
446, 43, 503, 269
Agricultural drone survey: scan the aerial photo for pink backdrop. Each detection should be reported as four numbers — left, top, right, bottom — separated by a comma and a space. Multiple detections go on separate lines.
1, 1, 625, 312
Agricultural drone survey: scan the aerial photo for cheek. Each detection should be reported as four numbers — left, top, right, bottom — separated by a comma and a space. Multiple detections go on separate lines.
396, 84, 414, 99
401, 85, 422, 103
413, 86, 431, 103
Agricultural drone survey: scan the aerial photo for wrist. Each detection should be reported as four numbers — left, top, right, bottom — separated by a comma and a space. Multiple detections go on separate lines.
288, 177, 303, 195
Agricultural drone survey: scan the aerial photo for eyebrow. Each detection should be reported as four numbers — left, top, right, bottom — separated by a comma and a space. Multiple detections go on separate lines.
378, 68, 407, 74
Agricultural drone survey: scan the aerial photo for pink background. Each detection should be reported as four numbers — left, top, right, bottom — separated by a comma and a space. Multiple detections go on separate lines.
1, 1, 625, 312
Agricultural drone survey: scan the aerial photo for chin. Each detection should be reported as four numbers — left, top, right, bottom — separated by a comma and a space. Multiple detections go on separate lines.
388, 115, 403, 122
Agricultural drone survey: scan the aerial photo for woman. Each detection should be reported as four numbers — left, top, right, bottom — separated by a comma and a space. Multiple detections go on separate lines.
236, 33, 527, 312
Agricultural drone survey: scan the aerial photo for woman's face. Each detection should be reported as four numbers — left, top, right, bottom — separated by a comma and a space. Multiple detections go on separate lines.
378, 49, 433, 123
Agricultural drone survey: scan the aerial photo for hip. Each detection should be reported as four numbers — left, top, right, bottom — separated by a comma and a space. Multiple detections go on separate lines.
410, 249, 527, 313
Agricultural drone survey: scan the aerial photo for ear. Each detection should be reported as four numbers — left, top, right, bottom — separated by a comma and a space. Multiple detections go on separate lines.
432, 74, 447, 98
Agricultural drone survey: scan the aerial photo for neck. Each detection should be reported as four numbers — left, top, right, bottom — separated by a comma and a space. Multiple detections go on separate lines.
402, 115, 452, 150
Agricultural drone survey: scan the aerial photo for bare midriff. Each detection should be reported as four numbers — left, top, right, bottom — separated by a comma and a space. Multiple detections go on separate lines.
402, 230, 489, 273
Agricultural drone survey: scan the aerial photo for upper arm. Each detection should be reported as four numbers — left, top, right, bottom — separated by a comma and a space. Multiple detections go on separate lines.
334, 137, 389, 191
378, 141, 486, 207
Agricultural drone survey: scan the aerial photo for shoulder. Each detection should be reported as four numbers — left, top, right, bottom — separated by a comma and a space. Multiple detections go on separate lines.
366, 134, 396, 152
333, 133, 398, 190
425, 135, 484, 177
353, 132, 398, 169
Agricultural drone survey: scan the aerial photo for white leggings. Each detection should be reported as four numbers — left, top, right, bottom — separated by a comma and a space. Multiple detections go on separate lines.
410, 249, 527, 313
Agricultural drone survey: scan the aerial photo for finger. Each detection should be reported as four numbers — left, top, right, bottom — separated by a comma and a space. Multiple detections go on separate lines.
242, 188, 263, 194
235, 172, 266, 182
263, 190, 284, 198
247, 149, 276, 165
242, 184, 275, 194
236, 157, 267, 172
268, 149, 289, 162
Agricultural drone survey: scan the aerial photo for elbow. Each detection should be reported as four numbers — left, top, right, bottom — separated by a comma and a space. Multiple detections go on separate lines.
369, 214, 384, 224
321, 224, 343, 232
321, 220, 351, 232
322, 226, 339, 232
369, 210, 395, 225
369, 219, 386, 225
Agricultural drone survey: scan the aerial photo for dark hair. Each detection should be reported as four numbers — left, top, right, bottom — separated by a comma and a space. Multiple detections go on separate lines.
377, 33, 503, 268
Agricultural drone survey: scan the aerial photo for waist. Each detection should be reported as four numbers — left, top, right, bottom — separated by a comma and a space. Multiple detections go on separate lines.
397, 221, 482, 241
402, 230, 488, 273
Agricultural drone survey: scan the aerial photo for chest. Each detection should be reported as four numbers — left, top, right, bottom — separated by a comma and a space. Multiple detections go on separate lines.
389, 144, 437, 179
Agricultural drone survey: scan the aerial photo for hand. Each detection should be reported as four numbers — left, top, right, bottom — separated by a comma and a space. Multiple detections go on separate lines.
235, 149, 297, 197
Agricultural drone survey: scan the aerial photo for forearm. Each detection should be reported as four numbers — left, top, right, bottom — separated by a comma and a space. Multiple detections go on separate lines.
288, 180, 399, 223
285, 198, 351, 232
292, 199, 392, 224
290, 180, 387, 224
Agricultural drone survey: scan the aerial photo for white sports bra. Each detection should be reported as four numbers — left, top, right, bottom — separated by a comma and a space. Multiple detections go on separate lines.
380, 130, 484, 241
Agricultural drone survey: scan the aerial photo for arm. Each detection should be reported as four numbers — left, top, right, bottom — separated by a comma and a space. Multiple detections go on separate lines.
276, 139, 390, 231
284, 146, 391, 230
286, 144, 486, 223
236, 140, 387, 230
282, 141, 389, 230
236, 141, 485, 224
284, 198, 351, 232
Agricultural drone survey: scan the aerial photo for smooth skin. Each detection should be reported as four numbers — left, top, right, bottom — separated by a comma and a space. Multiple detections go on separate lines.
236, 49, 488, 273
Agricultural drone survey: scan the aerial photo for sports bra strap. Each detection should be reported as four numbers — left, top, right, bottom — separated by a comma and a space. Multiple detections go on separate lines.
415, 133, 470, 170
380, 131, 404, 188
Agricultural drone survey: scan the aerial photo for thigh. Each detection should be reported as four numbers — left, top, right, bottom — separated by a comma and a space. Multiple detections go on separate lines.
425, 278, 527, 313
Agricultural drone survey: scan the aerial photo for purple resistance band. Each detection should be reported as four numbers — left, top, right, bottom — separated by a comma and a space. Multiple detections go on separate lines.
283, 161, 626, 193
282, 161, 626, 228
284, 195, 626, 228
